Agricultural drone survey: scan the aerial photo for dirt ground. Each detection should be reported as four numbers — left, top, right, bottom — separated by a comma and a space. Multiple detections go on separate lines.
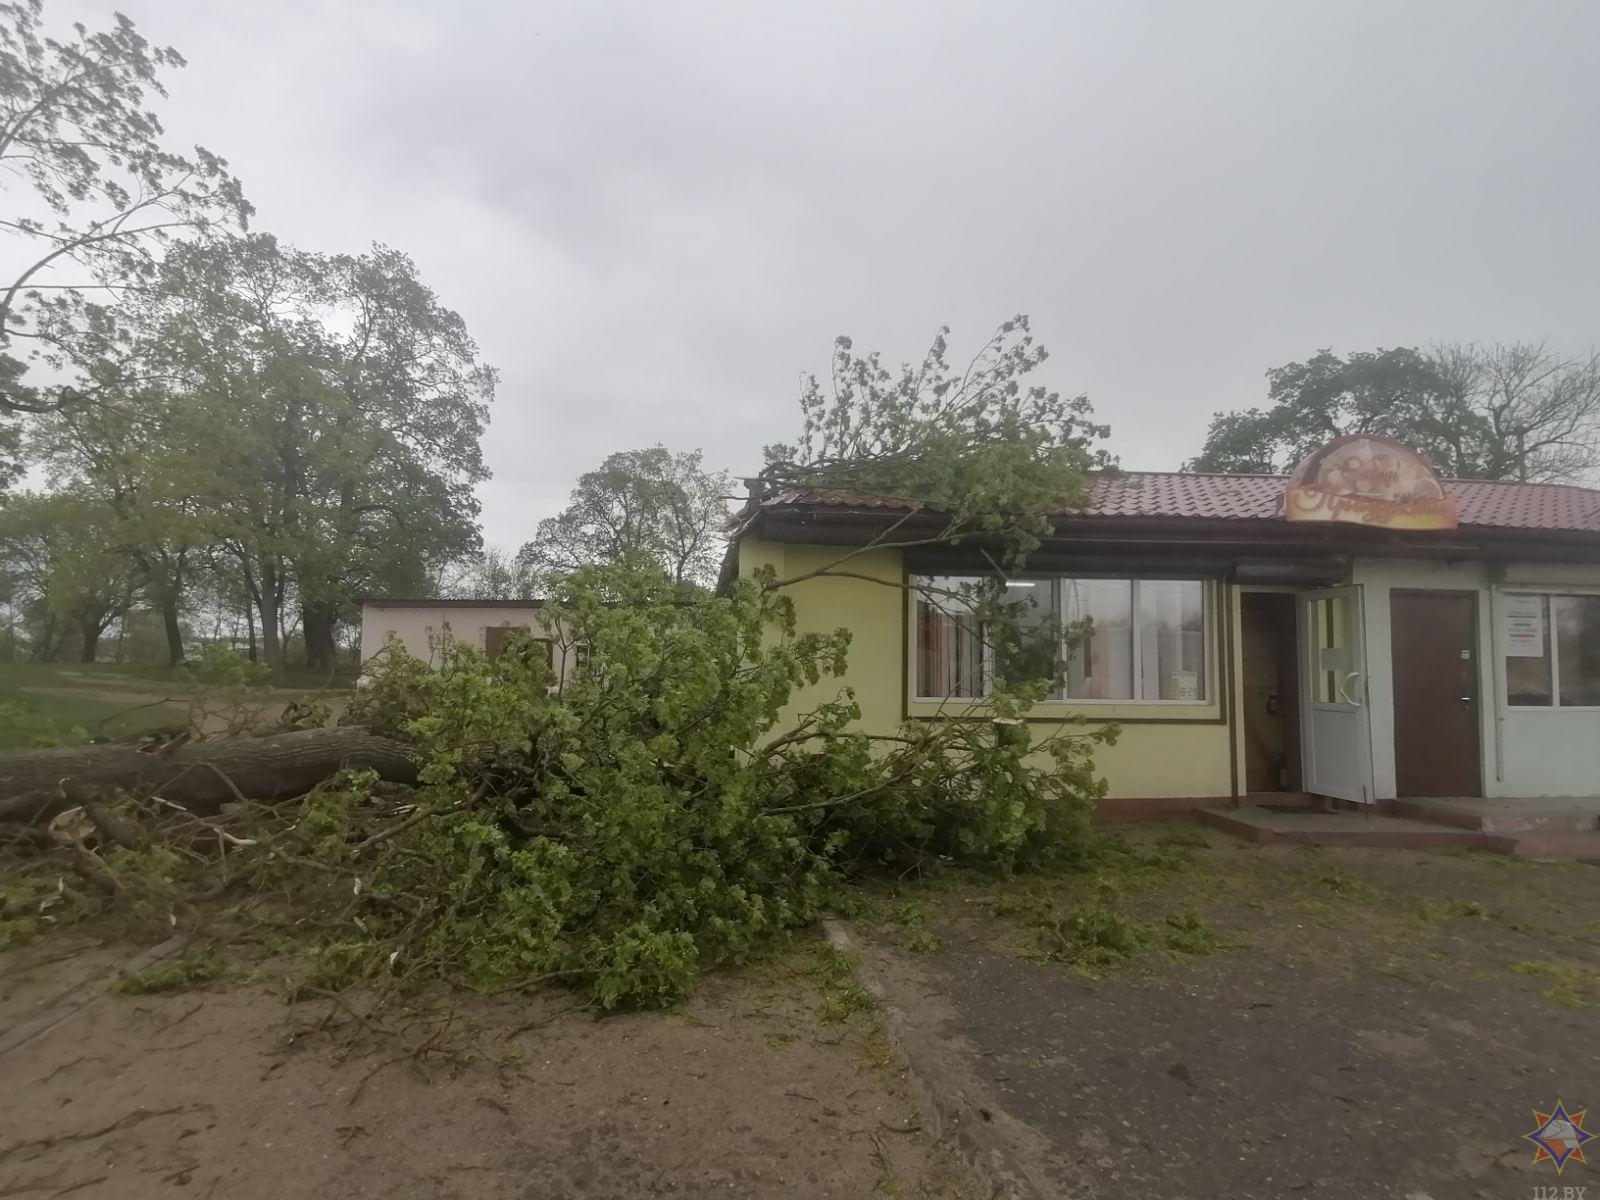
0, 940, 974, 1200
8, 828, 1597, 1200
855, 827, 1600, 1199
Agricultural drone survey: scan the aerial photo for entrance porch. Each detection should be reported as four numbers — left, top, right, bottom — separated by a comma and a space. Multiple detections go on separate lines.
1199, 793, 1600, 858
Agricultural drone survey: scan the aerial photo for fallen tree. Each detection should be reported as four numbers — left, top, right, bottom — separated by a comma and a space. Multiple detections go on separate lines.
0, 319, 1120, 1010
0, 567, 1113, 1007
0, 728, 417, 823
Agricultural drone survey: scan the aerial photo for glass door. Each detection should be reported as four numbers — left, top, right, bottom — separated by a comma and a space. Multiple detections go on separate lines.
1298, 586, 1373, 804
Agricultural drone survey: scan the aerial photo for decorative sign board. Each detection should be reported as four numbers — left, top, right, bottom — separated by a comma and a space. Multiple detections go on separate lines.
1284, 435, 1458, 530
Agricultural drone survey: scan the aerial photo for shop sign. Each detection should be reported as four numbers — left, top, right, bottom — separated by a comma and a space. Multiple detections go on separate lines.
1284, 435, 1458, 530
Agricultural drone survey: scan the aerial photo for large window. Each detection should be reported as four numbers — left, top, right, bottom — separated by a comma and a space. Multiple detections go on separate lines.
1505, 593, 1600, 708
914, 575, 1209, 703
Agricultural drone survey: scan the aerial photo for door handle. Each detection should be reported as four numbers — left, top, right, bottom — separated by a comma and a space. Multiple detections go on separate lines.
1336, 671, 1363, 706
1459, 695, 1471, 702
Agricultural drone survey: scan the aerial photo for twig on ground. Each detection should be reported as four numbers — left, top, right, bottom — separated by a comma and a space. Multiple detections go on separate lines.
0, 1106, 194, 1164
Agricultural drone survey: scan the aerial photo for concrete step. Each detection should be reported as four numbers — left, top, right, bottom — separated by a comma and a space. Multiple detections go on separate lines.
1203, 801, 1600, 858
1199, 805, 1495, 851
1386, 798, 1599, 836
1507, 832, 1600, 860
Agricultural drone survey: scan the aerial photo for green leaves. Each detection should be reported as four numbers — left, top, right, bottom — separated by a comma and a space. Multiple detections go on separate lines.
1186, 343, 1600, 483
0, 0, 251, 414
26, 230, 497, 671
517, 446, 733, 590
328, 561, 1108, 1009
763, 316, 1113, 561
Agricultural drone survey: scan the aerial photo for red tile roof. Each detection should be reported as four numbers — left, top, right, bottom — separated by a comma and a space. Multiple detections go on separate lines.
763, 472, 1600, 534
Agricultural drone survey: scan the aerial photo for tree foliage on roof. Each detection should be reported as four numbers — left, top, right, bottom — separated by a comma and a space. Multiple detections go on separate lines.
761, 316, 1113, 559
1187, 343, 1600, 483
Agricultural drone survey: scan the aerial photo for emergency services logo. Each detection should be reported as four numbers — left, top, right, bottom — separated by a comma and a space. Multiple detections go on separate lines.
1525, 1101, 1592, 1174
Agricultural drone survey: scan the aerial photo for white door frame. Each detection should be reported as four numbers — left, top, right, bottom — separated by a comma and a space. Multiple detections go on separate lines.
1298, 585, 1375, 804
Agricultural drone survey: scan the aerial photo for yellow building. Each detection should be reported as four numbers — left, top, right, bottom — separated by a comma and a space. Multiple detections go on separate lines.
728, 437, 1600, 814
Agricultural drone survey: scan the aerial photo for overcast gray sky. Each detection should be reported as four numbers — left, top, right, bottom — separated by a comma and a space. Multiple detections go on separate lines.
58, 0, 1600, 549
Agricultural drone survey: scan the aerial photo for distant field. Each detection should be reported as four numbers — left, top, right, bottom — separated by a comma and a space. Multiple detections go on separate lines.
0, 669, 188, 749
0, 661, 354, 749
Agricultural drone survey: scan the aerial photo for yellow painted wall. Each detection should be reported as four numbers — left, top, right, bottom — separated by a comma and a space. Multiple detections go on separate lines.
739, 538, 907, 726
739, 535, 1239, 800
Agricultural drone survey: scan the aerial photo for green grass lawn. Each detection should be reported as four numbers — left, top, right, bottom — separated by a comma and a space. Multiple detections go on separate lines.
0, 672, 188, 748
0, 660, 353, 748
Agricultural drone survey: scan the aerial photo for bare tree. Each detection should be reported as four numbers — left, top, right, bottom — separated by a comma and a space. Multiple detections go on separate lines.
442, 545, 537, 599
1425, 342, 1600, 483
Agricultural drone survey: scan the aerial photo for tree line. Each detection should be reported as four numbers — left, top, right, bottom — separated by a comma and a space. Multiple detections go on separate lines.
0, 3, 493, 671
0, 2, 750, 672
1187, 343, 1600, 481
3, 2, 1595, 675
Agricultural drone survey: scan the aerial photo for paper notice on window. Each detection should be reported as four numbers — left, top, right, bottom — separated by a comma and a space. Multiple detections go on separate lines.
1166, 670, 1199, 701
1503, 595, 1544, 657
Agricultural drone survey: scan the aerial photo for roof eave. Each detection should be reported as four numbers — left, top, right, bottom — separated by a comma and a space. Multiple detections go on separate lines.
745, 505, 1600, 563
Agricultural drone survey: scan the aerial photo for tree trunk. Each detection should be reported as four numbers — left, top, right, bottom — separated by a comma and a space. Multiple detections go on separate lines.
244, 600, 257, 662
0, 727, 417, 823
78, 625, 100, 664
302, 601, 339, 670
162, 551, 188, 666
30, 613, 55, 662
256, 582, 284, 675
162, 599, 185, 667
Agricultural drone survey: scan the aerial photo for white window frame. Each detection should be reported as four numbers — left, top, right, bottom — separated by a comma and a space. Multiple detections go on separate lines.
910, 575, 1214, 706
1501, 589, 1600, 712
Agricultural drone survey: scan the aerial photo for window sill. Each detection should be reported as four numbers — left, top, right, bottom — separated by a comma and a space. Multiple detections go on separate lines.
906, 698, 1221, 723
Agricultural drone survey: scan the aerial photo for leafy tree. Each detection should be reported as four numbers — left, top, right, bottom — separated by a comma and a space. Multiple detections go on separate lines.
518, 446, 731, 589
1187, 343, 1600, 482
0, 0, 249, 415
75, 233, 495, 674
30, 382, 211, 664
0, 490, 141, 661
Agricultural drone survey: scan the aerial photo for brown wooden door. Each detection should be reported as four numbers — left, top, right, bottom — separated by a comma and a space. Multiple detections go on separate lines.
1390, 591, 1481, 797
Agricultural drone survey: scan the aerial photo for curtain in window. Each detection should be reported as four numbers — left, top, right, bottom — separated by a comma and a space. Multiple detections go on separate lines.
1139, 580, 1207, 701
916, 581, 986, 698
1062, 580, 1134, 700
